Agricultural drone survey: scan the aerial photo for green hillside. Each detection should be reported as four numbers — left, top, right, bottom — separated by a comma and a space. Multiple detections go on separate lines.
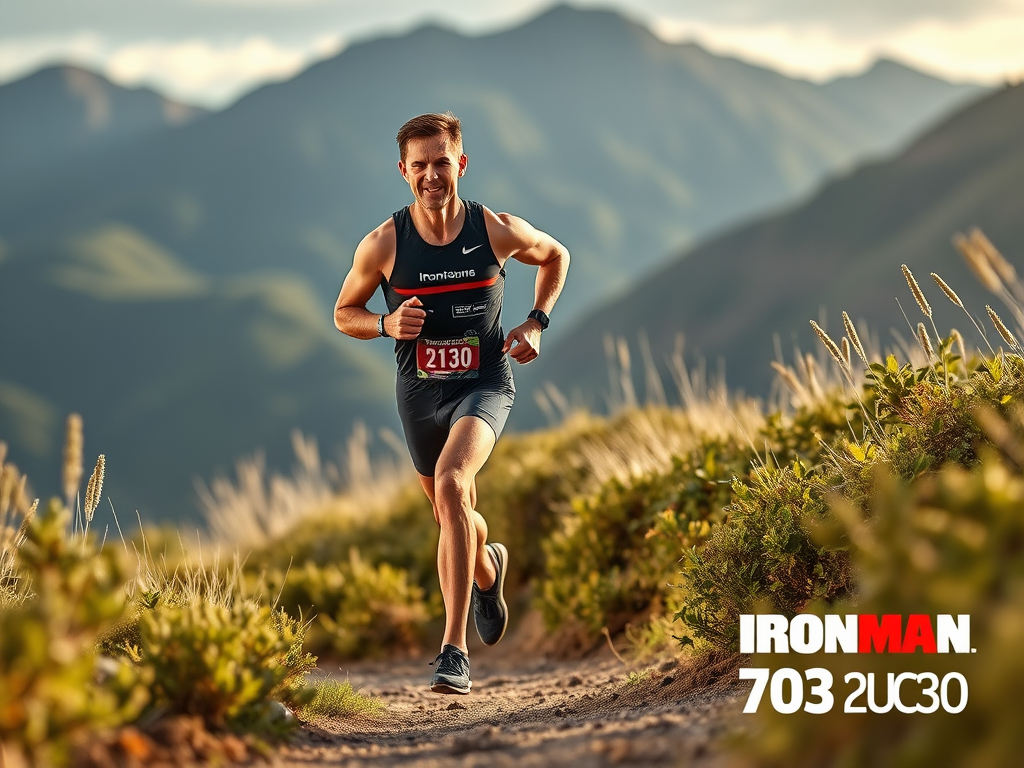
0, 226, 396, 522
523, 82, 1024, 421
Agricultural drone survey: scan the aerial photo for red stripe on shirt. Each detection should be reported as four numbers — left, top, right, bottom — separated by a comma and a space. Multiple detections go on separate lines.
393, 276, 499, 296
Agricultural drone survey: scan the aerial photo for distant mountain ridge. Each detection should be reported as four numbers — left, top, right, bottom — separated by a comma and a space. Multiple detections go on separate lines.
0, 64, 207, 190
0, 5, 989, 522
0, 7, 983, 324
0, 225, 396, 523
521, 82, 1024, 424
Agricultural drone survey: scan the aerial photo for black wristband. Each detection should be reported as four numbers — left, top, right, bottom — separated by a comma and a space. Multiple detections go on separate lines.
378, 314, 389, 338
527, 308, 550, 331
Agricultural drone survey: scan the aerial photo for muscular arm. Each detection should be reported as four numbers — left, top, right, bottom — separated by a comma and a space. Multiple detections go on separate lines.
334, 221, 425, 341
484, 209, 570, 363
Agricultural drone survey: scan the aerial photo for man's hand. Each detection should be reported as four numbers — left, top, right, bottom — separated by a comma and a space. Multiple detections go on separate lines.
502, 319, 542, 364
387, 296, 427, 340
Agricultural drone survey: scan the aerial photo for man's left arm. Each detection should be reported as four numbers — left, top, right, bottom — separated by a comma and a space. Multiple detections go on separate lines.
486, 210, 570, 365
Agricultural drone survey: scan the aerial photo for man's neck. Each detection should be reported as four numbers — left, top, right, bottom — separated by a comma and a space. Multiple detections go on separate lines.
411, 198, 464, 246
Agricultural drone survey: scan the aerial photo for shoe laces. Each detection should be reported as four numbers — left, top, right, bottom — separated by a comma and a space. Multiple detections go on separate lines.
430, 645, 468, 677
474, 588, 501, 619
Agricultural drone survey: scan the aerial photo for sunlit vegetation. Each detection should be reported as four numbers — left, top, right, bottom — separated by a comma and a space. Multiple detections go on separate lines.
2, 229, 1023, 764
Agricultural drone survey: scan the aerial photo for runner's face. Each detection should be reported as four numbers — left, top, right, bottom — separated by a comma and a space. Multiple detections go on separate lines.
399, 135, 467, 211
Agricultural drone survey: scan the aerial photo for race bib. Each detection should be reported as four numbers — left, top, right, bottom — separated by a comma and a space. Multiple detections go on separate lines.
416, 336, 481, 379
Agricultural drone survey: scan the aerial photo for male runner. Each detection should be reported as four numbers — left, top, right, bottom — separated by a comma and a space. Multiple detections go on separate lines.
333, 112, 569, 694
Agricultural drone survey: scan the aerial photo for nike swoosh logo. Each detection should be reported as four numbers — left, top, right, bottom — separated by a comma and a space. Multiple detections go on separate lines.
462, 245, 483, 254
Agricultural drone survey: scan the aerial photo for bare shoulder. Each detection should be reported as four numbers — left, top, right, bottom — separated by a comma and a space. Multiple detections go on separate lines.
483, 206, 530, 239
482, 206, 540, 259
482, 205, 565, 266
355, 217, 397, 269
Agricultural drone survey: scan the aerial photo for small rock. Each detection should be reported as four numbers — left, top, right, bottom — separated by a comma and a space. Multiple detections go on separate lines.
268, 700, 296, 724
660, 675, 675, 686
446, 701, 467, 711
567, 675, 583, 687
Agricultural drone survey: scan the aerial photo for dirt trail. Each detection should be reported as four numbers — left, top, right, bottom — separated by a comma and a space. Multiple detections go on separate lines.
278, 624, 748, 768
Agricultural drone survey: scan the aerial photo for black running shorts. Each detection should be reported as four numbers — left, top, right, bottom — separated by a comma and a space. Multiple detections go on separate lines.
396, 360, 515, 477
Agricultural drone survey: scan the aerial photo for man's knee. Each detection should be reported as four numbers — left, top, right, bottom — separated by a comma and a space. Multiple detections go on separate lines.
434, 468, 472, 518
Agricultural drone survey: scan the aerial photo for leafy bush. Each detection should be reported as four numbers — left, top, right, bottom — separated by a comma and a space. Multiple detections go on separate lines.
539, 436, 747, 647
741, 436, 1024, 767
0, 502, 148, 768
133, 597, 316, 737
679, 458, 851, 649
259, 549, 438, 659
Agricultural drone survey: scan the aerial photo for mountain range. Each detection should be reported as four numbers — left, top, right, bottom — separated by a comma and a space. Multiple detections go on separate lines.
521, 81, 1024, 423
0, 64, 207, 191
0, 5, 989, 522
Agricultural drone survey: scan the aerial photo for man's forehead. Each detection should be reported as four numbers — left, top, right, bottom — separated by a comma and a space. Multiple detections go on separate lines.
405, 134, 463, 161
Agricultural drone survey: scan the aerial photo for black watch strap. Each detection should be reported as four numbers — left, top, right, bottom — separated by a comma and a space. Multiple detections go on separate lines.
527, 309, 550, 331
378, 314, 389, 338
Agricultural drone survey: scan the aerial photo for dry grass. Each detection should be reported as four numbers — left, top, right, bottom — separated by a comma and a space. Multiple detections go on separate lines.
197, 426, 414, 550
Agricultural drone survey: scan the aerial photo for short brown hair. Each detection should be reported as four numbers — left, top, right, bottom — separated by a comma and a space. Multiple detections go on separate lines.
396, 112, 463, 161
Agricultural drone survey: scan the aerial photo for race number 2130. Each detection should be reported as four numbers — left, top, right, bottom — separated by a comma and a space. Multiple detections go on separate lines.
739, 668, 968, 714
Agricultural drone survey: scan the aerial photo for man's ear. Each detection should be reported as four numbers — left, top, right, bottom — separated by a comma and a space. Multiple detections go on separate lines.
458, 154, 468, 177
398, 160, 408, 180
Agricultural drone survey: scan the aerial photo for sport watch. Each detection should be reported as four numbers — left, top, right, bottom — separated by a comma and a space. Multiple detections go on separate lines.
378, 314, 389, 338
527, 309, 550, 331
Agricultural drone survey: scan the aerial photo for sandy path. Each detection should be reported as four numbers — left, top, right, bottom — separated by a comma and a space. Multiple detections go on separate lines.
277, 636, 747, 767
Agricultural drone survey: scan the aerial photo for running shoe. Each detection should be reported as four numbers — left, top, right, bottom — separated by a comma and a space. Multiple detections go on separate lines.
429, 644, 472, 694
472, 542, 509, 646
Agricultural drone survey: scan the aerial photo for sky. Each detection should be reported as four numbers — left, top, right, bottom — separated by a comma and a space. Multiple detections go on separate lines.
1, 0, 1022, 108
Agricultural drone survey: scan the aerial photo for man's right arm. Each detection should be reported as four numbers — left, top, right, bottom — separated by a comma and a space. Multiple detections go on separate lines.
334, 221, 426, 341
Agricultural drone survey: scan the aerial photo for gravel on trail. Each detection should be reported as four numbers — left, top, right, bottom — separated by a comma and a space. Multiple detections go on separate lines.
278, 629, 748, 768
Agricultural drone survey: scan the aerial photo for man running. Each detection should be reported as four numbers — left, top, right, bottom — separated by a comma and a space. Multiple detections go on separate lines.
333, 112, 569, 694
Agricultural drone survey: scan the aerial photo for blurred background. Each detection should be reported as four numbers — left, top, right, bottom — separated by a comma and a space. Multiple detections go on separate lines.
1, 0, 1023, 524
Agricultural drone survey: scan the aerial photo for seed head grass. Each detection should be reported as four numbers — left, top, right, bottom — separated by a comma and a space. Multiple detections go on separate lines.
83, 454, 105, 525
62, 414, 83, 516
986, 305, 1021, 352
931, 272, 964, 309
842, 312, 869, 367
902, 264, 932, 318
810, 321, 847, 372
955, 232, 1003, 293
917, 323, 934, 359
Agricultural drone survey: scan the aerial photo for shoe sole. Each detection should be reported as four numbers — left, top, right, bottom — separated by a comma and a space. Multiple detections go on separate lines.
430, 680, 472, 695
481, 542, 509, 646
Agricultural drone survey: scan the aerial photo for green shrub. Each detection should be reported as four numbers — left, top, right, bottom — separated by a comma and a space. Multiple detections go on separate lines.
678, 458, 851, 649
135, 597, 315, 737
259, 549, 438, 659
0, 502, 148, 767
540, 436, 747, 646
741, 439, 1024, 767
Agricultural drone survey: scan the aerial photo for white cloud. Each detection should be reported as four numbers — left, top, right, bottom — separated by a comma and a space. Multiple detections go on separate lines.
107, 36, 339, 105
0, 32, 107, 83
887, 14, 1024, 84
650, 19, 874, 82
1, 1, 1021, 105
649, 5, 1024, 84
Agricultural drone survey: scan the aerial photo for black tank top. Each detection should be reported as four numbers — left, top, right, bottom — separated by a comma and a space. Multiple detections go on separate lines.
382, 200, 506, 380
